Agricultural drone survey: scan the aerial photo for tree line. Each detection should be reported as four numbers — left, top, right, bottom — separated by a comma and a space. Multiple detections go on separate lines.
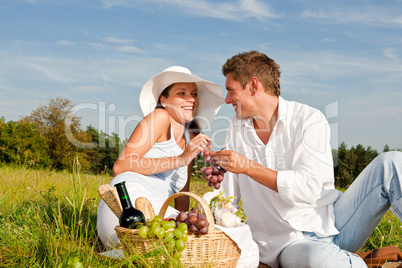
0, 98, 121, 174
1, 98, 400, 186
333, 142, 401, 188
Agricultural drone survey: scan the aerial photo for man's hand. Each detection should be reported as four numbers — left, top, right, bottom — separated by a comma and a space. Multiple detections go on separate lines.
214, 149, 278, 192
213, 150, 250, 174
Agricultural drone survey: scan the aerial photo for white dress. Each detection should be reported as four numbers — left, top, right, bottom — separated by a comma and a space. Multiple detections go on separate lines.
96, 125, 189, 248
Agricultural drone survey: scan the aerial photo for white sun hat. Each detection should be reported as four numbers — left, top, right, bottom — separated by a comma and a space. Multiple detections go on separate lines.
139, 66, 224, 130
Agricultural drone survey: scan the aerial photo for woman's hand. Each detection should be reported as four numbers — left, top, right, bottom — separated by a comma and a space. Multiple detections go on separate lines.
179, 133, 211, 166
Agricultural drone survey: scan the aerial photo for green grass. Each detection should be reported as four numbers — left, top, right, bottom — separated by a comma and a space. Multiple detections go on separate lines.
0, 165, 400, 267
0, 163, 118, 267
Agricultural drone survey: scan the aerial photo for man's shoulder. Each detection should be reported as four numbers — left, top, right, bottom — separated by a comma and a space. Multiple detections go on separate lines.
281, 97, 323, 119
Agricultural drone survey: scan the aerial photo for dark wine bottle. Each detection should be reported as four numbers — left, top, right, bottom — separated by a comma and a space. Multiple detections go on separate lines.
114, 181, 146, 229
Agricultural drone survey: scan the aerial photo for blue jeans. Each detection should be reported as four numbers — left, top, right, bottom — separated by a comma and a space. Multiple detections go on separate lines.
278, 152, 402, 268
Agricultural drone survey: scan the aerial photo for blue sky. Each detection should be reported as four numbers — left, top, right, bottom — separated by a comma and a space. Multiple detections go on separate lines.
1, 0, 401, 152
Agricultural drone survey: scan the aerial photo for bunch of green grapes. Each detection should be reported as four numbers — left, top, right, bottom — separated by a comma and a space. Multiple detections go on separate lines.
138, 215, 188, 252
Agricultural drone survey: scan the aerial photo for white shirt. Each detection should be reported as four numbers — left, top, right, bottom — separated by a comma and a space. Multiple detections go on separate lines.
221, 96, 342, 268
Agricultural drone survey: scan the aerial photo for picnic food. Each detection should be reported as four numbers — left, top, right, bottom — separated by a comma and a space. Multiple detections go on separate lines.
135, 196, 155, 220
200, 149, 227, 190
114, 192, 241, 267
97, 184, 123, 218
176, 209, 210, 235
114, 181, 146, 229
137, 215, 188, 252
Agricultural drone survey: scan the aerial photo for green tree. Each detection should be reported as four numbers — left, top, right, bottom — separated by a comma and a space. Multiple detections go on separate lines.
25, 97, 91, 170
0, 117, 49, 167
0, 117, 8, 160
352, 144, 378, 180
0, 117, 13, 163
354, 144, 368, 176
336, 142, 356, 188
365, 145, 378, 167
383, 144, 390, 152
335, 142, 380, 188
1, 99, 123, 173
14, 119, 49, 167
85, 125, 121, 174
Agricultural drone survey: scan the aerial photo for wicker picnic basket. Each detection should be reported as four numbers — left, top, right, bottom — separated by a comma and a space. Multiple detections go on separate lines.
115, 192, 241, 267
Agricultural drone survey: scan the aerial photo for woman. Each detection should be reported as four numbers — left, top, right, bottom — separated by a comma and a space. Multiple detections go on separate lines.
97, 66, 224, 248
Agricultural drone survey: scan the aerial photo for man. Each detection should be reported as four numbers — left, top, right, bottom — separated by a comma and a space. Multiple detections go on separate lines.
213, 50, 402, 268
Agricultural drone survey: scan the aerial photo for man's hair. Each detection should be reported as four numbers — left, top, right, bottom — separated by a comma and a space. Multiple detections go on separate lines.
222, 50, 281, 96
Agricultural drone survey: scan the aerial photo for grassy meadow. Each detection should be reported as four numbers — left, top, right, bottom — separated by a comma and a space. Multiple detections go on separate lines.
0, 164, 401, 267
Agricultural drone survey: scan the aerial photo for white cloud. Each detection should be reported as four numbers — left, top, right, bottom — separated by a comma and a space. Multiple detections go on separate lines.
116, 45, 143, 53
101, 0, 278, 21
301, 7, 402, 25
104, 37, 133, 44
0, 52, 170, 124
88, 42, 107, 50
15, 56, 76, 84
7, 53, 167, 95
86, 39, 143, 53
383, 48, 399, 62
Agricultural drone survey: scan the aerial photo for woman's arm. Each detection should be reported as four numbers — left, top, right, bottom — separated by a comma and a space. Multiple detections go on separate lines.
113, 109, 210, 177
113, 109, 171, 176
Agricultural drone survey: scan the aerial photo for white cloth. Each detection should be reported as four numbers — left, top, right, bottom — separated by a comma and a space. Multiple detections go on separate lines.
221, 96, 343, 268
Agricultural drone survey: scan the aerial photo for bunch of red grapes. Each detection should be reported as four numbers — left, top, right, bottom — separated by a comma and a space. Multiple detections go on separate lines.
176, 209, 209, 235
200, 150, 226, 190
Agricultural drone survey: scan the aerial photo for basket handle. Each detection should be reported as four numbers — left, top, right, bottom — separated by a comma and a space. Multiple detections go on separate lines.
158, 192, 215, 232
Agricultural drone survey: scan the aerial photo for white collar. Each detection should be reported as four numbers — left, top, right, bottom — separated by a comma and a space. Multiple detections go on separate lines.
238, 96, 287, 135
